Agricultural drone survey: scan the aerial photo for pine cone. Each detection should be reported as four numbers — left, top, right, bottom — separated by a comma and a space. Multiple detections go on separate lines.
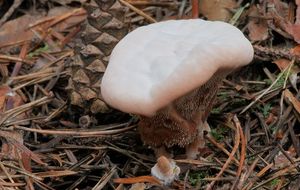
67, 0, 128, 114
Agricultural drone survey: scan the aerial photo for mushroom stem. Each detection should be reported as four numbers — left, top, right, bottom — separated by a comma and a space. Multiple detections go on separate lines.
185, 121, 211, 159
154, 146, 172, 158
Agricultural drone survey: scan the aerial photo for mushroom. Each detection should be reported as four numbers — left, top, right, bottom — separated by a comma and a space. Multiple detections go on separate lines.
101, 19, 253, 158
151, 156, 180, 185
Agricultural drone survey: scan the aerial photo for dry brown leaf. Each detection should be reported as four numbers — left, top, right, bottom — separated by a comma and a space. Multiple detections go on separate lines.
199, 0, 237, 21
284, 89, 300, 114
0, 15, 40, 48
290, 45, 300, 57
0, 85, 26, 119
21, 150, 32, 172
248, 20, 269, 41
0, 130, 27, 175
0, 130, 23, 159
0, 86, 10, 111
0, 85, 29, 125
247, 5, 269, 41
46, 7, 86, 32
274, 146, 296, 168
273, 59, 299, 91
272, 58, 300, 74
273, 58, 291, 71
265, 112, 277, 125
0, 7, 86, 49
277, 0, 300, 43
265, 0, 292, 39
271, 0, 290, 18
0, 130, 46, 166
286, 24, 300, 43
295, 0, 300, 23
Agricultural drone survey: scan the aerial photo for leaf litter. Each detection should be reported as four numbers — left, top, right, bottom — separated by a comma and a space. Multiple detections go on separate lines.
0, 0, 300, 189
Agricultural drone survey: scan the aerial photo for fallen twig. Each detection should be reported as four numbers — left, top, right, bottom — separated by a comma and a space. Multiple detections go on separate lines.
206, 115, 241, 190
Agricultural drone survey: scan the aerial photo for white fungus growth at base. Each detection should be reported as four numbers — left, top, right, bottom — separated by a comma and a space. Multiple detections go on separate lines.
151, 156, 180, 185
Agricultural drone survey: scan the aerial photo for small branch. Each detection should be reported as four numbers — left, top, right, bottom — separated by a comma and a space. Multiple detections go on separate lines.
0, 55, 34, 65
205, 135, 240, 165
191, 0, 199, 18
114, 175, 161, 185
119, 0, 157, 23
13, 125, 137, 136
0, 0, 24, 27
11, 42, 30, 77
233, 117, 246, 189
206, 115, 241, 190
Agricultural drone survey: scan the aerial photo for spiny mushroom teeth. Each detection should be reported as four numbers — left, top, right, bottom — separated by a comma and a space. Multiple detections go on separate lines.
138, 113, 197, 148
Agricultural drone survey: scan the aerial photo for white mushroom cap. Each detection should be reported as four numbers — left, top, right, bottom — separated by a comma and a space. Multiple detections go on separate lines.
101, 19, 254, 116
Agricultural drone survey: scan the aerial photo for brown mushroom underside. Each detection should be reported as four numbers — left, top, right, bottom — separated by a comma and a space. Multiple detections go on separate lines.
138, 71, 226, 148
